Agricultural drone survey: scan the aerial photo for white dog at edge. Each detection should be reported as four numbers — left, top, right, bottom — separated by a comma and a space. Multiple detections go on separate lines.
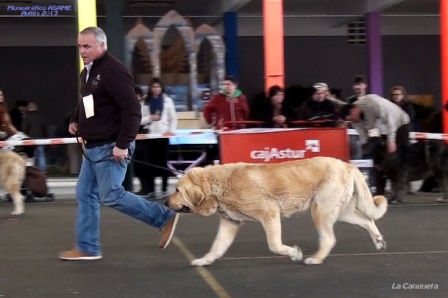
166, 156, 388, 266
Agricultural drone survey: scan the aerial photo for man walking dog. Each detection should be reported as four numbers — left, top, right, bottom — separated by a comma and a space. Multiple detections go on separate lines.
59, 27, 179, 261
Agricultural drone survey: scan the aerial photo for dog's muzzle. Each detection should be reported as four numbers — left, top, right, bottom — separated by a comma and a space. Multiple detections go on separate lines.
164, 200, 191, 213
179, 205, 191, 213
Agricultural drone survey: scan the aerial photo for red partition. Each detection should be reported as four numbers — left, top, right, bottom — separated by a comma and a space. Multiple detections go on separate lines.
219, 128, 350, 164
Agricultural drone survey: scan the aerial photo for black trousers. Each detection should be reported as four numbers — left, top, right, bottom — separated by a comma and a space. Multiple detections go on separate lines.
133, 138, 170, 193
375, 124, 410, 197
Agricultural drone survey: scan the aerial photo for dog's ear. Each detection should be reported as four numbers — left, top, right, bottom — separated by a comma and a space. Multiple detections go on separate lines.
186, 167, 205, 186
184, 167, 217, 216
184, 168, 206, 206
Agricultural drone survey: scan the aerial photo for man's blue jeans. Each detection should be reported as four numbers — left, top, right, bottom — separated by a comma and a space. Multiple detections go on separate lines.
75, 141, 176, 255
35, 145, 46, 172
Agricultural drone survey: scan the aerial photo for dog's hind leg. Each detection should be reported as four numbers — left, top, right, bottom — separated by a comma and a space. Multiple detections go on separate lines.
260, 208, 303, 262
338, 211, 386, 252
9, 190, 24, 216
191, 217, 242, 267
304, 202, 337, 265
5, 164, 26, 216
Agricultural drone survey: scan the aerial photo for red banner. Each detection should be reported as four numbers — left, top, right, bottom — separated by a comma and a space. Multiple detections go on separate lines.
219, 128, 350, 164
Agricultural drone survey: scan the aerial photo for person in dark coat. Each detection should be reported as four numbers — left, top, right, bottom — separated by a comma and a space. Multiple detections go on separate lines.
9, 100, 28, 131
59, 26, 179, 261
250, 85, 297, 128
22, 102, 48, 171
299, 85, 338, 122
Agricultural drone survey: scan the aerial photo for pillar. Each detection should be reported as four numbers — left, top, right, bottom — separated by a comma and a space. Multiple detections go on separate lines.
104, 0, 125, 63
441, 0, 448, 133
76, 0, 97, 72
263, 0, 284, 92
366, 11, 383, 96
223, 12, 239, 78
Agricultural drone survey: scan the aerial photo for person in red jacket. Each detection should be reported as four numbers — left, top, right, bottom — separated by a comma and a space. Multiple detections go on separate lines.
203, 76, 249, 129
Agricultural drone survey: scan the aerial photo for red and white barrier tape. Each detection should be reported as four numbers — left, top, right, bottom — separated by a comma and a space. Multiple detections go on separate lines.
347, 128, 448, 140
1, 128, 446, 147
0, 129, 215, 147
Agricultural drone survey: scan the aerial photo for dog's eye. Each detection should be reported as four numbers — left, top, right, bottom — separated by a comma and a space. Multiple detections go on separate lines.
176, 188, 179, 193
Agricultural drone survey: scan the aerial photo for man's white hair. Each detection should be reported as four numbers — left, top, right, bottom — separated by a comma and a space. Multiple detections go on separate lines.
80, 26, 108, 50
313, 82, 329, 91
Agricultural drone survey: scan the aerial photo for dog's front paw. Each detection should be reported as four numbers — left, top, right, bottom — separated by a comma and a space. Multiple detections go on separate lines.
11, 209, 24, 216
304, 257, 323, 265
290, 245, 303, 261
375, 236, 386, 252
191, 258, 213, 267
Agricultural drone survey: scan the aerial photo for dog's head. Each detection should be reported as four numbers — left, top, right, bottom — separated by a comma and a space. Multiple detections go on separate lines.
165, 167, 218, 216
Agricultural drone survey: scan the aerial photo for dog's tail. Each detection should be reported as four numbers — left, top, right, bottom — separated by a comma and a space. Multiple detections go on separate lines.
350, 165, 388, 220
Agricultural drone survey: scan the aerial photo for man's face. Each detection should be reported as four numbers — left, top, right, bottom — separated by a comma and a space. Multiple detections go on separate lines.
353, 82, 367, 96
78, 33, 105, 65
19, 105, 28, 113
345, 106, 361, 122
271, 92, 284, 106
312, 89, 326, 102
223, 80, 236, 95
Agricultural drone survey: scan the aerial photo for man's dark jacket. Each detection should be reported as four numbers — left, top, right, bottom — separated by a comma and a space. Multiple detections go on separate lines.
71, 52, 141, 149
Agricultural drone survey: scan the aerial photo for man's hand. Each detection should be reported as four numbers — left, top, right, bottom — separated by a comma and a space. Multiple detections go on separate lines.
387, 140, 397, 153
112, 146, 128, 161
274, 115, 286, 124
151, 115, 161, 121
68, 123, 78, 135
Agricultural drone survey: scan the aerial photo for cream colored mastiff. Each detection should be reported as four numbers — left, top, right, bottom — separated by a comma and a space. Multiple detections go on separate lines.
0, 150, 27, 215
166, 157, 387, 266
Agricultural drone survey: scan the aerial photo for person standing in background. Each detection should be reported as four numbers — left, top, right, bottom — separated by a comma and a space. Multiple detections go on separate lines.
0, 89, 18, 140
203, 76, 249, 129
22, 102, 48, 172
140, 78, 177, 198
9, 100, 28, 132
388, 86, 417, 131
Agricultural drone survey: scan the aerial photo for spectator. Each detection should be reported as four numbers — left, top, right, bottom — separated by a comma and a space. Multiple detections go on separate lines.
344, 77, 369, 159
347, 75, 368, 104
22, 102, 48, 172
0, 89, 18, 140
9, 100, 28, 131
132, 86, 149, 195
251, 85, 296, 128
388, 86, 417, 131
140, 78, 177, 198
313, 82, 347, 108
203, 76, 249, 129
298, 85, 339, 123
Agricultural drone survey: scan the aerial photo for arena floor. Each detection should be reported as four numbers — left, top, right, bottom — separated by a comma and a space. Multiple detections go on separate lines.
1, 193, 447, 298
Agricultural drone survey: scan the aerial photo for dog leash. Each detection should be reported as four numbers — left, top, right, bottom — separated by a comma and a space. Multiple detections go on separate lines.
74, 131, 185, 176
